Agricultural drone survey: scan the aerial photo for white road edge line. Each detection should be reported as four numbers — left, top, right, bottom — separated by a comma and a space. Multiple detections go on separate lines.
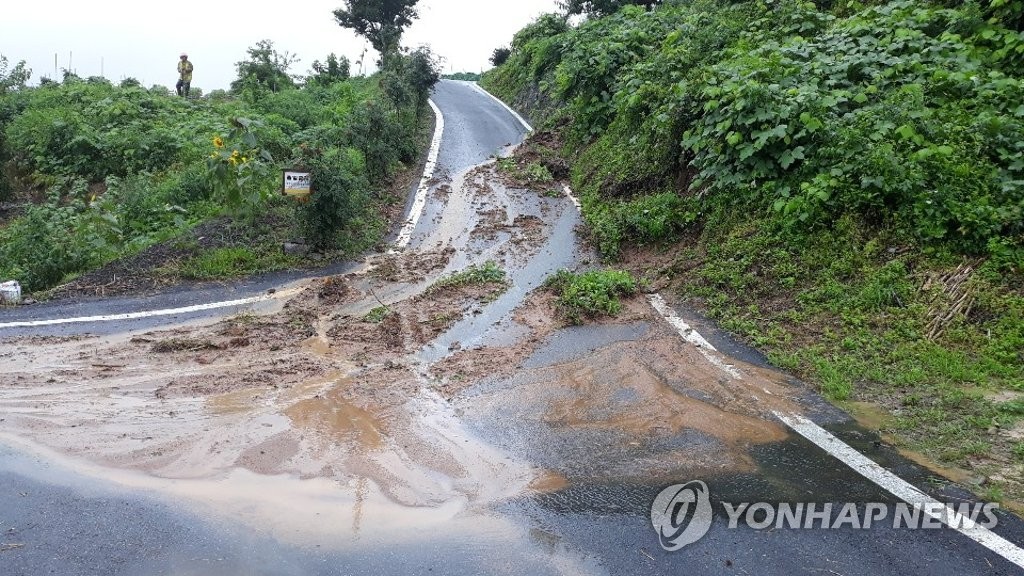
559, 183, 739, 379
392, 98, 445, 251
561, 183, 581, 209
468, 81, 534, 133
647, 294, 743, 379
548, 147, 1024, 567
776, 411, 1024, 569
2, 98, 447, 330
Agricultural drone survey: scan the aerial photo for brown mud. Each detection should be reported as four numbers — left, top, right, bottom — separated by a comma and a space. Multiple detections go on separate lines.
0, 161, 811, 545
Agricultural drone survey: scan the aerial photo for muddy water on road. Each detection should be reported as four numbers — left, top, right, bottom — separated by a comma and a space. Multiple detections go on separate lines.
0, 161, 809, 564
453, 314, 805, 489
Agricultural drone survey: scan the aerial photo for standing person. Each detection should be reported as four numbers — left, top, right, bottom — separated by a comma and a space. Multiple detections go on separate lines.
176, 53, 193, 97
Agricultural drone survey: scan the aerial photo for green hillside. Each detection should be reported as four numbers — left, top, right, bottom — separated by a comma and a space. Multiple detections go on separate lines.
484, 0, 1024, 504
0, 47, 438, 293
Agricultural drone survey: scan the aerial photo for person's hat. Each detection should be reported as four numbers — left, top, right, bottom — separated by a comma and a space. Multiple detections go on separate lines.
180, 53, 188, 58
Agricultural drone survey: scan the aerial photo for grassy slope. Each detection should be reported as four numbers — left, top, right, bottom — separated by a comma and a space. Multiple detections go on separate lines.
482, 1, 1024, 505
0, 73, 435, 296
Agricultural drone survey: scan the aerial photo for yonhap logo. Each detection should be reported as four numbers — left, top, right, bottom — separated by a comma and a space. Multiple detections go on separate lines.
650, 481, 714, 551
651, 479, 1003, 553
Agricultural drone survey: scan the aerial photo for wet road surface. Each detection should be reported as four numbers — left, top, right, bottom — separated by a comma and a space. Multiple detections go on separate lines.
1, 80, 1023, 576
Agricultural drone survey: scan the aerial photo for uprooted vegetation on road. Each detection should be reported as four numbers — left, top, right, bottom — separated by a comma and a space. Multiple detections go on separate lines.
483, 0, 1024, 504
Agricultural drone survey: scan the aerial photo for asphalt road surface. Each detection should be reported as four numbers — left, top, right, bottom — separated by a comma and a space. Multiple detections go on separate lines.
1, 80, 1022, 576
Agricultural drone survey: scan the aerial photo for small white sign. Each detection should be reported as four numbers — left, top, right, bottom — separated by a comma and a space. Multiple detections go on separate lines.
282, 170, 312, 199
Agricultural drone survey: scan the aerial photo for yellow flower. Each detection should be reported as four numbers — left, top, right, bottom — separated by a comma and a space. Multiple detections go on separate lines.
231, 149, 241, 158
213, 136, 224, 148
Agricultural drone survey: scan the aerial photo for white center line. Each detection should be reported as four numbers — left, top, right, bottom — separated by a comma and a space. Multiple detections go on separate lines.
0, 294, 276, 329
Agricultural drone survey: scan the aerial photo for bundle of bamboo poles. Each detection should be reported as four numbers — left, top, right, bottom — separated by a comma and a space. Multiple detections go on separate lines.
921, 261, 976, 341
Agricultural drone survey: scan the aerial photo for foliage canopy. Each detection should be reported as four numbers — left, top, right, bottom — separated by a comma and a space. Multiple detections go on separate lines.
231, 40, 300, 94
558, 0, 661, 17
333, 0, 420, 65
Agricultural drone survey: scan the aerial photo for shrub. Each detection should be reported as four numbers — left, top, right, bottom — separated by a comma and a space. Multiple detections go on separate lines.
490, 47, 512, 67
496, 0, 1024, 258
428, 261, 506, 292
544, 268, 638, 323
296, 147, 374, 250
345, 101, 417, 184
0, 203, 93, 290
168, 161, 215, 205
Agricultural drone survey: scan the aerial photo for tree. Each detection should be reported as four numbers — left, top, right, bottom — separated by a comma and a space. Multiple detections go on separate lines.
0, 56, 30, 202
558, 0, 661, 17
402, 47, 440, 108
309, 53, 351, 86
490, 47, 511, 67
231, 40, 299, 94
0, 56, 31, 95
333, 0, 420, 67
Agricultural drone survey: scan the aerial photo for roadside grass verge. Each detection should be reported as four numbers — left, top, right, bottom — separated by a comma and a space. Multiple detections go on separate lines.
170, 246, 298, 280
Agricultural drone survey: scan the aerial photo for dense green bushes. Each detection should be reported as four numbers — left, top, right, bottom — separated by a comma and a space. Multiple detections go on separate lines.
4, 81, 217, 182
486, 0, 1024, 493
684, 1, 1023, 250
484, 0, 1024, 261
482, 13, 571, 108
297, 147, 376, 251
0, 46, 438, 293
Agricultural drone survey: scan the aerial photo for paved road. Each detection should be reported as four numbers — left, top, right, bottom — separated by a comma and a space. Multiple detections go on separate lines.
1, 80, 1023, 575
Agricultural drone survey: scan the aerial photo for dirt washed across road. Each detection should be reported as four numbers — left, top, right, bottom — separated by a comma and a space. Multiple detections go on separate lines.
1, 81, 1023, 576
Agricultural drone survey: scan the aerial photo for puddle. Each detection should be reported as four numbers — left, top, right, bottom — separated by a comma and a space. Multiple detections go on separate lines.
286, 387, 385, 451
0, 431, 509, 549
843, 399, 978, 487
841, 400, 893, 431
302, 335, 332, 357
529, 471, 570, 493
